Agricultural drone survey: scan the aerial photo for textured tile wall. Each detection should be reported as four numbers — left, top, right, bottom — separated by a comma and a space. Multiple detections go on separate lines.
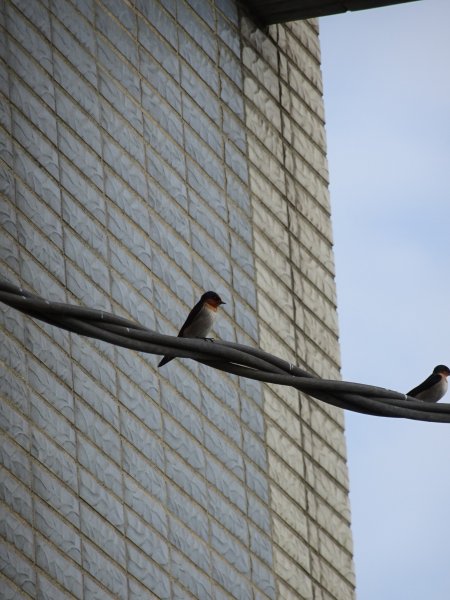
241, 15, 355, 599
0, 0, 354, 598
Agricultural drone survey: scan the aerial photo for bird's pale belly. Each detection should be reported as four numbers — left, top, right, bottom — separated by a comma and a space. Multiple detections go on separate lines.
183, 306, 215, 338
416, 378, 448, 402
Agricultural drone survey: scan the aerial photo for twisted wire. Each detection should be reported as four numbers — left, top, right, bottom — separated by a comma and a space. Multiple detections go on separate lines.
1, 277, 449, 422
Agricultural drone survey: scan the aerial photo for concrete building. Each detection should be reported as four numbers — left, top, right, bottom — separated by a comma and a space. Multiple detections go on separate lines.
0, 0, 409, 597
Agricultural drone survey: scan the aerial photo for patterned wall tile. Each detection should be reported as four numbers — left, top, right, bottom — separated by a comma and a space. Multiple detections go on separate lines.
0, 1, 353, 598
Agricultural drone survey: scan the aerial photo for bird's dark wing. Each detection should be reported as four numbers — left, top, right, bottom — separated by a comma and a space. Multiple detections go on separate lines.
158, 299, 203, 368
407, 373, 441, 397
178, 298, 203, 337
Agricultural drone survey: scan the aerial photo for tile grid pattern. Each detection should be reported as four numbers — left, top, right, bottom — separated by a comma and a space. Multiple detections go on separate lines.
0, 0, 354, 599
241, 14, 355, 600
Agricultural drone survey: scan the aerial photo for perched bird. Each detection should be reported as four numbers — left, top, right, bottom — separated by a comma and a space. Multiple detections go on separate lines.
158, 291, 225, 368
406, 365, 450, 402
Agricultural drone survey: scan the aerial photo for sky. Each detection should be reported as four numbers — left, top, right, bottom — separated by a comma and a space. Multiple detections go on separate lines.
319, 1, 450, 598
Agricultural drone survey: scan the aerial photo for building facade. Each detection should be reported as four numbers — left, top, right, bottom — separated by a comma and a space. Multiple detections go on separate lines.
0, 1, 354, 598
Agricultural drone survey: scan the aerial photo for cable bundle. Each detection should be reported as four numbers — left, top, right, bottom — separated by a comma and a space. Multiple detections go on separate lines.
1, 277, 449, 423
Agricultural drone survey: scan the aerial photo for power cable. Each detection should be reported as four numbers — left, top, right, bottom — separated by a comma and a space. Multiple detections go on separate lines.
1, 277, 449, 423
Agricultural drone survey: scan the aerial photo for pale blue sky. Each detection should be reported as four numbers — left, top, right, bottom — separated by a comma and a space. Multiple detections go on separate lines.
320, 1, 450, 598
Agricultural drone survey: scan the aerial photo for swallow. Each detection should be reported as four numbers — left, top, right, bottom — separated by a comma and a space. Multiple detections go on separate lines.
406, 364, 450, 402
158, 291, 225, 368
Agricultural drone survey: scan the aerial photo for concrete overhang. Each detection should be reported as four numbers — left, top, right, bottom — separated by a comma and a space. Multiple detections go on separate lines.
240, 0, 419, 25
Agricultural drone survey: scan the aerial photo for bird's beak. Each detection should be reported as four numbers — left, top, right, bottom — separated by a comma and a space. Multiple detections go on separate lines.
220, 301, 226, 305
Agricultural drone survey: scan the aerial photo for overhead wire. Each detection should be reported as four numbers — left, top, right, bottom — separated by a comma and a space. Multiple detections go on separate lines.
1, 276, 450, 423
